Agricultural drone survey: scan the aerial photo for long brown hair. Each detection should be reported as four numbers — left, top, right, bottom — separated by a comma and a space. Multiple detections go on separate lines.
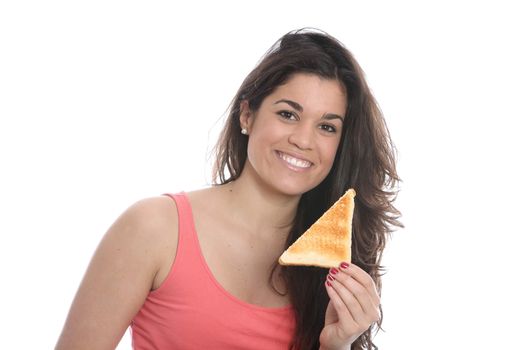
213, 28, 402, 350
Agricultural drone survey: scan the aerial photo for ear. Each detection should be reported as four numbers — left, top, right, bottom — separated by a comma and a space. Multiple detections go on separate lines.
239, 100, 254, 132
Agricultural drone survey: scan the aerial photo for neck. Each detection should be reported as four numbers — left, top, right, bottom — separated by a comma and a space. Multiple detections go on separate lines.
217, 167, 301, 241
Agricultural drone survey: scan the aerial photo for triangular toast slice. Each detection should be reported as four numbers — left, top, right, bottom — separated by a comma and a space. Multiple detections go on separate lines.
278, 188, 356, 268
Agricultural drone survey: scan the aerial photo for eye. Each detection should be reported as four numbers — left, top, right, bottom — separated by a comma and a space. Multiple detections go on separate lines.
277, 110, 298, 121
319, 124, 337, 133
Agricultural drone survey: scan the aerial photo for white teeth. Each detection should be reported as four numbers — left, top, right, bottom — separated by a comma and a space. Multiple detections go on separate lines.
278, 152, 312, 168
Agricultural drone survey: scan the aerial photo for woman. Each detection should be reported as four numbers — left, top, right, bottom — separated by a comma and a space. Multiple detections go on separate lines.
56, 28, 402, 350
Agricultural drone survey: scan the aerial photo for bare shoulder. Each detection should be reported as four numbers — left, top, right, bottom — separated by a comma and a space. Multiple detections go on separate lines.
124, 195, 178, 225
55, 194, 179, 350
119, 195, 179, 237
106, 195, 179, 261
113, 195, 180, 287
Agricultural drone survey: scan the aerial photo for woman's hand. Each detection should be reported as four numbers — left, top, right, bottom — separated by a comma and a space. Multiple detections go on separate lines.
319, 262, 381, 350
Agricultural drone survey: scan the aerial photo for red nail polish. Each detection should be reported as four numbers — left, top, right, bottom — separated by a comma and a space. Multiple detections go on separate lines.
326, 280, 332, 287
329, 268, 338, 275
340, 262, 350, 269
327, 274, 335, 281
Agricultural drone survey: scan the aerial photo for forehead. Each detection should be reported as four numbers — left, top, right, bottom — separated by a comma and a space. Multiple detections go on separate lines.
265, 73, 347, 115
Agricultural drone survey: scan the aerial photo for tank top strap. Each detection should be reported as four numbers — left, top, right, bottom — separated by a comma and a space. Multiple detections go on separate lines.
160, 192, 202, 279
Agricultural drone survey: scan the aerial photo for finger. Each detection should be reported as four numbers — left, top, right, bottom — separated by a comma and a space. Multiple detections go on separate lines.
329, 269, 380, 324
325, 280, 359, 329
338, 262, 380, 306
329, 270, 380, 323
329, 277, 369, 324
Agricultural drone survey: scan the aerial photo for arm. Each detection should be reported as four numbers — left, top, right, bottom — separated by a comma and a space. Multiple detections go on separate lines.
55, 196, 178, 350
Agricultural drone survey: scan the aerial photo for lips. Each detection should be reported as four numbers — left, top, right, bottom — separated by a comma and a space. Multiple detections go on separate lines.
277, 151, 313, 169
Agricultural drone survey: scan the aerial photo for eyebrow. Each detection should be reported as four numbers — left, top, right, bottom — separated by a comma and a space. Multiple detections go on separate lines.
274, 99, 344, 122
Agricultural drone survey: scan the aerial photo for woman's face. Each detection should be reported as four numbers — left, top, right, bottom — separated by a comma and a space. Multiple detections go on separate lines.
240, 73, 347, 196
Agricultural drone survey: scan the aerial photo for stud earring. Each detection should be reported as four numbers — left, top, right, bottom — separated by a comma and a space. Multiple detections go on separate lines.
241, 128, 248, 135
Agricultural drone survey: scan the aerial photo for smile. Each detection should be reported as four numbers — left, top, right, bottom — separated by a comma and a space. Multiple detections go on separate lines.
277, 151, 313, 169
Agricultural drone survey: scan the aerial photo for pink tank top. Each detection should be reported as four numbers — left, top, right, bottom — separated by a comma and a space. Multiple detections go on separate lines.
130, 192, 296, 349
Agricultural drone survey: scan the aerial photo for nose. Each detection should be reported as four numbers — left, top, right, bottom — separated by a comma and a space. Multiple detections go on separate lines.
288, 123, 314, 150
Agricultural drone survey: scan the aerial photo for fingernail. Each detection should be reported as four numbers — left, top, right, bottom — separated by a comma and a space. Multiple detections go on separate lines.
329, 268, 338, 275
340, 262, 350, 269
326, 280, 332, 287
327, 274, 335, 281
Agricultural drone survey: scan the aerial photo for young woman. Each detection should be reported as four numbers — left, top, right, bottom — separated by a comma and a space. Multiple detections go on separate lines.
56, 29, 402, 350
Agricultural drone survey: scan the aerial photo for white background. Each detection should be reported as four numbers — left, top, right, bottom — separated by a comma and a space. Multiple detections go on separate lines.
1, 1, 524, 349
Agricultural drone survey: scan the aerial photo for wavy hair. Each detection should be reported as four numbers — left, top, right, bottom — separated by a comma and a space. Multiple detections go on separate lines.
212, 28, 402, 350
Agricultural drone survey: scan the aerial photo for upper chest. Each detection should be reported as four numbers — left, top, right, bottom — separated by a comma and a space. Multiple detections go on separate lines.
186, 193, 291, 308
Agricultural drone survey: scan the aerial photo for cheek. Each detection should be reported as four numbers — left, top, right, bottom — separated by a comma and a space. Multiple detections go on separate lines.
317, 140, 341, 177
246, 127, 276, 163
248, 121, 282, 149
321, 139, 341, 164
